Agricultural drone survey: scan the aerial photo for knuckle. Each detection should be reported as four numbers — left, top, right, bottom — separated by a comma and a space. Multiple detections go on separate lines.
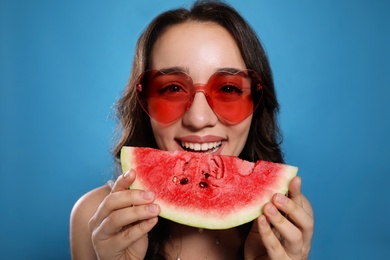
290, 232, 303, 246
102, 194, 116, 210
135, 204, 152, 219
121, 225, 134, 239
267, 236, 280, 252
90, 230, 99, 244
123, 189, 144, 207
127, 189, 141, 203
262, 225, 274, 238
137, 220, 148, 234
126, 205, 146, 223
88, 216, 97, 232
306, 217, 315, 230
285, 197, 297, 213
275, 213, 286, 225
122, 221, 147, 241
103, 214, 115, 228
89, 222, 100, 243
300, 214, 314, 233
259, 219, 274, 239
272, 248, 286, 260
104, 210, 122, 229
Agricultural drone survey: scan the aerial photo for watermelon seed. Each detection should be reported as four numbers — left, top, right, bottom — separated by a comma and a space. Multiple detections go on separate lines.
199, 181, 208, 188
172, 176, 178, 184
204, 172, 211, 179
180, 177, 189, 185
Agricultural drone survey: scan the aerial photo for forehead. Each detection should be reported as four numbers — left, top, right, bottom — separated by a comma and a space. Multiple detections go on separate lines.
149, 21, 246, 78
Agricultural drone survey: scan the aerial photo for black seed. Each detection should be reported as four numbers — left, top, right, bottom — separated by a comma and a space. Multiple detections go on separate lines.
180, 177, 189, 185
199, 181, 208, 188
204, 172, 210, 179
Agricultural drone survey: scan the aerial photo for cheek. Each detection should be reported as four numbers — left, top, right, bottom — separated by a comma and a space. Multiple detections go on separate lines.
230, 118, 252, 155
150, 121, 165, 149
150, 120, 177, 151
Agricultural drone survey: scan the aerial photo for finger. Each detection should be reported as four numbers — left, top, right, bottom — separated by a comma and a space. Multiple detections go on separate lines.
94, 216, 159, 256
96, 203, 160, 239
273, 193, 313, 232
288, 176, 303, 207
257, 214, 287, 259
263, 203, 303, 258
110, 169, 137, 193
116, 216, 159, 250
289, 177, 314, 218
89, 189, 156, 232
273, 193, 314, 258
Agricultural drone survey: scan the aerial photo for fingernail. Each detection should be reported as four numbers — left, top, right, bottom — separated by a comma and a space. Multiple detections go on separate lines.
147, 204, 158, 213
123, 169, 135, 180
276, 193, 287, 204
122, 170, 130, 179
267, 204, 278, 216
142, 191, 154, 200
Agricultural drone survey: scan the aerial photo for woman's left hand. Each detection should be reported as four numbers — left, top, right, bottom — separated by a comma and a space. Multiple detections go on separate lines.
244, 176, 314, 260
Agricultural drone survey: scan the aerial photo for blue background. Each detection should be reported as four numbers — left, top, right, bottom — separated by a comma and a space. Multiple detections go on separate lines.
1, 0, 389, 259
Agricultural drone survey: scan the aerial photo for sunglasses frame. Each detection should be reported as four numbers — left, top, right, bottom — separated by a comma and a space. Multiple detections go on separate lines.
135, 69, 263, 125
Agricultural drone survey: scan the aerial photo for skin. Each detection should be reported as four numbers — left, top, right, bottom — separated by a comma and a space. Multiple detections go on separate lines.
149, 22, 251, 157
70, 21, 314, 260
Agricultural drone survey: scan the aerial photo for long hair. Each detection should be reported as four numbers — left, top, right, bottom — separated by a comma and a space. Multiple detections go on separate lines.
113, 1, 283, 258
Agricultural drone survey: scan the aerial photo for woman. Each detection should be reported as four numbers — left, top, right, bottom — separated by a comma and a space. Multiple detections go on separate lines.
70, 1, 314, 259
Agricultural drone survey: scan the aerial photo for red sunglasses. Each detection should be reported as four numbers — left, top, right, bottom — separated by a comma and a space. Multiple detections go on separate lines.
136, 69, 263, 125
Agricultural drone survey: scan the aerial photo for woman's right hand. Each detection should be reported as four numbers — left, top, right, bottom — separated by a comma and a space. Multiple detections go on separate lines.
88, 169, 160, 260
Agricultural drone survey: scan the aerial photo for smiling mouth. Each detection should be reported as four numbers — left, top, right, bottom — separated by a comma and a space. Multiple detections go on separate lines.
180, 141, 222, 153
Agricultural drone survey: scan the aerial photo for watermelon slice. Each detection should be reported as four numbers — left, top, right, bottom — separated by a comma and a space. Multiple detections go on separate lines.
120, 146, 297, 229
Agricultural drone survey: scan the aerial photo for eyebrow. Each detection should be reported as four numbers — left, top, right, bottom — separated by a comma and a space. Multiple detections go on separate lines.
158, 66, 243, 75
216, 67, 243, 74
159, 66, 189, 74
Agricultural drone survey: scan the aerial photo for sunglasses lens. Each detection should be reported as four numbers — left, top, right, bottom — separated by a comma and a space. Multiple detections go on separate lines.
137, 71, 191, 124
136, 70, 262, 124
208, 71, 257, 124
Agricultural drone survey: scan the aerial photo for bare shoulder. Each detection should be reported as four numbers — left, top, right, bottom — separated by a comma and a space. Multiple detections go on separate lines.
70, 184, 112, 259
71, 184, 112, 224
71, 184, 112, 217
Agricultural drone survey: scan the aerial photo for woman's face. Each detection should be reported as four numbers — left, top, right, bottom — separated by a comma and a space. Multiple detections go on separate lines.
149, 21, 252, 156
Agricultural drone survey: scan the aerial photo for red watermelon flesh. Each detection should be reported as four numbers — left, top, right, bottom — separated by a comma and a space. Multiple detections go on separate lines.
120, 146, 298, 229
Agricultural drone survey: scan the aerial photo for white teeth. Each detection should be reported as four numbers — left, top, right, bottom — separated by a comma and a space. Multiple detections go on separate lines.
181, 141, 222, 151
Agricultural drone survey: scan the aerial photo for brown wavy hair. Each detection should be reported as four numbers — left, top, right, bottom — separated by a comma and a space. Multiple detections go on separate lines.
113, 1, 283, 257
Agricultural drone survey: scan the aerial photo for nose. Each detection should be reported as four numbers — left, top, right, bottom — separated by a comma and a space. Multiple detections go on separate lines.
182, 92, 218, 129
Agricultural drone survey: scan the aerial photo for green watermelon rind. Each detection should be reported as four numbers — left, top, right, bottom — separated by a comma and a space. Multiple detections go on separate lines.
120, 146, 298, 230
